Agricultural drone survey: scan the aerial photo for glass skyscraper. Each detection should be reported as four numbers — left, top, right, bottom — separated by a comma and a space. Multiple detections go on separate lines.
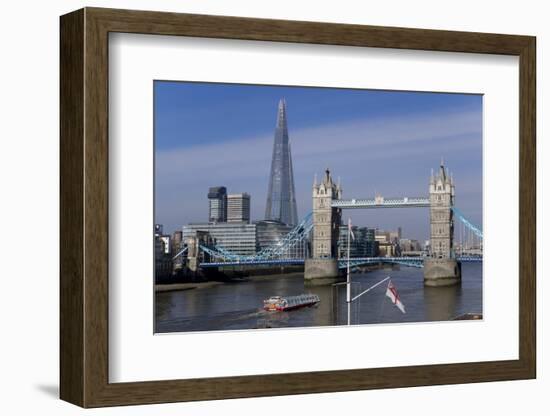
208, 186, 227, 223
264, 99, 298, 226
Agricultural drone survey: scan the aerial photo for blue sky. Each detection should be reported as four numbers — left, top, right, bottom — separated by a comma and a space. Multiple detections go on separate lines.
155, 81, 482, 242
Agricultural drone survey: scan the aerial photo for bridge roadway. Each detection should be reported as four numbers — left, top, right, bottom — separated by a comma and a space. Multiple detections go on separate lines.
199, 256, 482, 269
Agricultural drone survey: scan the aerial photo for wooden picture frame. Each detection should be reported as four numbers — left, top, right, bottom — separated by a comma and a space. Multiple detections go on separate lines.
60, 7, 536, 408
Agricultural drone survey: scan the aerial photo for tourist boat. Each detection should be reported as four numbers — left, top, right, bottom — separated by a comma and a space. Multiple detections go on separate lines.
263, 294, 320, 312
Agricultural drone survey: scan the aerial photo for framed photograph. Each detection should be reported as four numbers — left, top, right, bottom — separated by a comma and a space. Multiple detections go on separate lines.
60, 7, 536, 408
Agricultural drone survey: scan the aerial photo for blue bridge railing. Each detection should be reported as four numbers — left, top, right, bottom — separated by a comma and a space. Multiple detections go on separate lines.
200, 255, 482, 269
193, 205, 482, 268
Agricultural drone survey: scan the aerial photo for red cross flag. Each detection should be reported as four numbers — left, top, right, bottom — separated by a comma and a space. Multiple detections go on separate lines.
385, 280, 406, 314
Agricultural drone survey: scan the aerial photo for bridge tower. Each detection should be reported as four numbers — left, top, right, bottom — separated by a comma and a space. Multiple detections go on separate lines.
304, 169, 342, 285
424, 161, 461, 286
185, 230, 212, 273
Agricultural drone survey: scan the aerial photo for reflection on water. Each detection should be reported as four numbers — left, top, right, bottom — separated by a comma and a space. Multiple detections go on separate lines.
155, 263, 482, 333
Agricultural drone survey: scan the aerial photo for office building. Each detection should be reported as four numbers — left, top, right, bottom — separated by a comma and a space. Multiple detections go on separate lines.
227, 193, 251, 223
378, 241, 398, 257
376, 228, 402, 244
255, 220, 304, 258
364, 227, 377, 257
208, 186, 227, 223
183, 222, 258, 256
154, 223, 163, 236
375, 230, 390, 244
154, 225, 172, 280
338, 225, 362, 258
389, 227, 402, 243
171, 231, 184, 272
256, 220, 291, 249
337, 225, 377, 258
399, 238, 423, 255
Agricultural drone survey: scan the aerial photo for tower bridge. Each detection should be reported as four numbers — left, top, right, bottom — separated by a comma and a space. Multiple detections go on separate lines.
304, 162, 465, 286
185, 161, 482, 288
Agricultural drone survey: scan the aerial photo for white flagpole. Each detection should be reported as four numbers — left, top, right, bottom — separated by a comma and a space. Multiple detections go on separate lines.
351, 276, 391, 302
347, 218, 351, 326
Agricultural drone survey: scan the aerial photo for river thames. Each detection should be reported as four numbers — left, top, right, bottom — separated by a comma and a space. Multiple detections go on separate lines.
155, 262, 482, 333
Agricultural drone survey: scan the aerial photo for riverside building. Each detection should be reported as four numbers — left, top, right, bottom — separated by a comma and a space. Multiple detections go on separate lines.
337, 225, 377, 258
183, 219, 304, 258
227, 193, 251, 223
208, 186, 227, 223
183, 222, 258, 256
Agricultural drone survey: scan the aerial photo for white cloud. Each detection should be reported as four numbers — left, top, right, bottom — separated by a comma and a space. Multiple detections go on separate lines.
155, 107, 482, 238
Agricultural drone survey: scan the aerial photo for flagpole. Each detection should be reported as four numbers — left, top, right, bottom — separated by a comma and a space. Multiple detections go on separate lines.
347, 218, 351, 326
351, 276, 391, 302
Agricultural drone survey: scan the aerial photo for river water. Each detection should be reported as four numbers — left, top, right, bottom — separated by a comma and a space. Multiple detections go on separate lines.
155, 262, 482, 333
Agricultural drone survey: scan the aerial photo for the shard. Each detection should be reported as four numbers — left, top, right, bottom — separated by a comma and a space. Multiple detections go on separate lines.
264, 99, 298, 226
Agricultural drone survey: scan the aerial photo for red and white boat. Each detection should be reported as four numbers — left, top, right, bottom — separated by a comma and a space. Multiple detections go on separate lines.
263, 294, 320, 312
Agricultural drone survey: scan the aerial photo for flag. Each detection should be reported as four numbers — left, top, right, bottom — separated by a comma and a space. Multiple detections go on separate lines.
385, 280, 406, 314
348, 218, 355, 241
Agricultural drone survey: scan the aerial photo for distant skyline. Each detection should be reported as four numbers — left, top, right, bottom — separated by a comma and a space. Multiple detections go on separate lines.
154, 81, 482, 241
